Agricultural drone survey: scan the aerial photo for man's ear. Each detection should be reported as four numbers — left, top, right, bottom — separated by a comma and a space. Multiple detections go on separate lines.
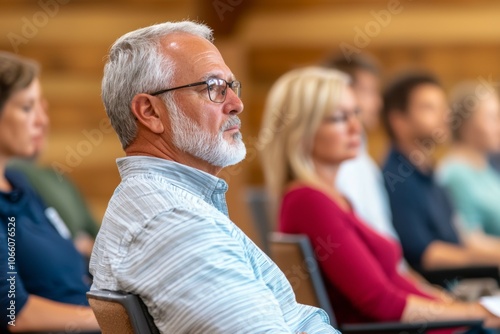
130, 93, 165, 134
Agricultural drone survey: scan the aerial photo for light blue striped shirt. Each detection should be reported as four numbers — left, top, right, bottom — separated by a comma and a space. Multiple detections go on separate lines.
90, 156, 337, 333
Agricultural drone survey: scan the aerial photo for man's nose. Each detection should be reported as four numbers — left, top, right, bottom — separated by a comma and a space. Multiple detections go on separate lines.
224, 87, 244, 115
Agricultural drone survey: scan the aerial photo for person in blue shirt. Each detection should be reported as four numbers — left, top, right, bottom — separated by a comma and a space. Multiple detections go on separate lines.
0, 51, 99, 332
380, 72, 500, 273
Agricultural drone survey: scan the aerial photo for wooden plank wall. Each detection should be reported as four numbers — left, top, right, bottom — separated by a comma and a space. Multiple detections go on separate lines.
1, 0, 500, 246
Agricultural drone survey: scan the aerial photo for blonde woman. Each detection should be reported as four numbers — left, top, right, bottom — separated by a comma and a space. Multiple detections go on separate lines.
259, 67, 500, 328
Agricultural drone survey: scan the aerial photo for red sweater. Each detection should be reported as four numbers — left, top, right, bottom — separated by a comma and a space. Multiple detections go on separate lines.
279, 186, 434, 325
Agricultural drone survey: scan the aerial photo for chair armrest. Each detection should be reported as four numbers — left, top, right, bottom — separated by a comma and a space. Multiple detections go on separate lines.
420, 266, 500, 288
341, 319, 483, 334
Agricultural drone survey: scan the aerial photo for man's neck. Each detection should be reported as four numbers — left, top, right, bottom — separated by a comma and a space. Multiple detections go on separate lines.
394, 138, 434, 173
125, 141, 222, 176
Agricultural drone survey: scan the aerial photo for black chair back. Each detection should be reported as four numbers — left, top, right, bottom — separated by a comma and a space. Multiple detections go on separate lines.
246, 187, 272, 254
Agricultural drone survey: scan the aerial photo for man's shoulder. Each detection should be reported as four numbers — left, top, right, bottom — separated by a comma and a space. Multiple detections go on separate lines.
93, 185, 237, 280
112, 173, 201, 208
105, 174, 231, 232
99, 204, 233, 252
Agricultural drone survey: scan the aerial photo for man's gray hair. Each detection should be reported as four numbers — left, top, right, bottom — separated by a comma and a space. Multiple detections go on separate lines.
102, 21, 213, 149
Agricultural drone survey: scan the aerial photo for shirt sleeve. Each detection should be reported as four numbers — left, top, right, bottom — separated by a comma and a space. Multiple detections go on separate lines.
280, 188, 408, 322
0, 218, 29, 331
109, 208, 334, 334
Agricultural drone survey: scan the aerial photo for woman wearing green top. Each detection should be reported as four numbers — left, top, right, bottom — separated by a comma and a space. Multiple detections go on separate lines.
438, 81, 500, 240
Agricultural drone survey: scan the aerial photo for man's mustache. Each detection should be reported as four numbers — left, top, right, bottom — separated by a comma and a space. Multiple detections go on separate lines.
220, 116, 241, 132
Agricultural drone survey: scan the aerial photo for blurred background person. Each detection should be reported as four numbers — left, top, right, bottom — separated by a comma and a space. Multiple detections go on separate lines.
322, 53, 397, 240
0, 51, 99, 333
323, 53, 439, 290
381, 72, 500, 273
437, 82, 500, 239
8, 100, 99, 259
259, 66, 500, 329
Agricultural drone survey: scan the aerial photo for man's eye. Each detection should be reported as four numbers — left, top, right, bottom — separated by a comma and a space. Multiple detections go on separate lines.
22, 105, 32, 113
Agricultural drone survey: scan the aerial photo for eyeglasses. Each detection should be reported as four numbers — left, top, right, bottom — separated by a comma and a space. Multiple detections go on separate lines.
324, 108, 361, 123
150, 77, 241, 103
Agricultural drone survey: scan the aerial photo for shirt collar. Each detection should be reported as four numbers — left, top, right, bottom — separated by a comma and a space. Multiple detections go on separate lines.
389, 146, 434, 181
116, 156, 229, 214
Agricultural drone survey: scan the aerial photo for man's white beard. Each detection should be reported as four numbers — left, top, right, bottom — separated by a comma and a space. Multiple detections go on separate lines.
168, 102, 246, 168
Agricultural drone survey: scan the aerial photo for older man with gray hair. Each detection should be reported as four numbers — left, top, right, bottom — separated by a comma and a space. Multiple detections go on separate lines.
89, 21, 337, 333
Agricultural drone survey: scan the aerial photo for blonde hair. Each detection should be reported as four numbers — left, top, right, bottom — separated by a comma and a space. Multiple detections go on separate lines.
259, 66, 350, 208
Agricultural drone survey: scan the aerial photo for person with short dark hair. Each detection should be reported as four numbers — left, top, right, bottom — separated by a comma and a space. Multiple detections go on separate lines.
0, 51, 99, 333
381, 71, 500, 272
